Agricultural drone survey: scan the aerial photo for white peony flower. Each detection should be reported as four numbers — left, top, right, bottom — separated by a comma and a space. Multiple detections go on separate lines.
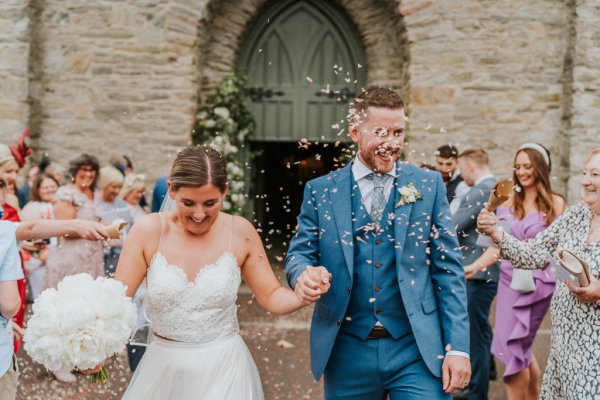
213, 107, 230, 119
24, 274, 137, 380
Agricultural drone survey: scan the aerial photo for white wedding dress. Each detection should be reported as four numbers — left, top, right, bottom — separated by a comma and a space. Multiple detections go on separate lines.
122, 214, 264, 399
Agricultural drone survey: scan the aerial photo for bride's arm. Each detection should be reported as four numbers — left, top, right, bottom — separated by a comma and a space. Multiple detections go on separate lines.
239, 217, 319, 315
114, 214, 158, 297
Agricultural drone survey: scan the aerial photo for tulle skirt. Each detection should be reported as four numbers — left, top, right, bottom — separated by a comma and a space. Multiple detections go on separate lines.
122, 333, 264, 400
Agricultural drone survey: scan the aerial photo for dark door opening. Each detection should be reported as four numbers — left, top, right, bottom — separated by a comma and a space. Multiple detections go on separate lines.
249, 141, 350, 242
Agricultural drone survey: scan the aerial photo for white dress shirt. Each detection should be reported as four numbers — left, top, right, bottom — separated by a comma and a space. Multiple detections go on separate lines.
351, 157, 395, 210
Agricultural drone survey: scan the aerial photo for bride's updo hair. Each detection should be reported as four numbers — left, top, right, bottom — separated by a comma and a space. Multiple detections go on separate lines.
170, 145, 228, 192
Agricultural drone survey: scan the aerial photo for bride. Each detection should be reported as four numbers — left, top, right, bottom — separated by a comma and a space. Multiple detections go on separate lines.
105, 145, 329, 399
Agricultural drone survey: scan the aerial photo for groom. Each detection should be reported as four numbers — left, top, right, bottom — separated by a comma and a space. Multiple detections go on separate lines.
286, 87, 471, 399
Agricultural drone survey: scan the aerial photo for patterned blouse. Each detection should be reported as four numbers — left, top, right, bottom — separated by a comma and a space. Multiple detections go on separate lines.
497, 202, 600, 399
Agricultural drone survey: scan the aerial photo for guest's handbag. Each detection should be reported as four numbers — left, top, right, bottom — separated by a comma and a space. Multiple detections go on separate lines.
510, 268, 536, 293
556, 248, 591, 287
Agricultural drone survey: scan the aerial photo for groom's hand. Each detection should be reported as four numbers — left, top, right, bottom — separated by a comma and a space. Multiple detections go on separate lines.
442, 355, 471, 393
294, 266, 331, 304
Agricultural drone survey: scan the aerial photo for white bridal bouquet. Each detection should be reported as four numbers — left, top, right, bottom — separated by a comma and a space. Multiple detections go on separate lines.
24, 273, 137, 383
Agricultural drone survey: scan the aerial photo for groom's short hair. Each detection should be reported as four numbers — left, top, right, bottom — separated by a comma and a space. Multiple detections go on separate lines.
352, 87, 404, 122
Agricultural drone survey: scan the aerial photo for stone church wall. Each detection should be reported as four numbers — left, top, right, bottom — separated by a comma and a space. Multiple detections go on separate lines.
0, 0, 598, 201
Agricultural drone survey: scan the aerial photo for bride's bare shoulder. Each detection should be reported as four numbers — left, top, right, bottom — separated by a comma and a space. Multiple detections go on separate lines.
128, 213, 163, 239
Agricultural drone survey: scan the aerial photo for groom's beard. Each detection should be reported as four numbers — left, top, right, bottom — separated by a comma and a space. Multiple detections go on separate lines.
359, 144, 402, 174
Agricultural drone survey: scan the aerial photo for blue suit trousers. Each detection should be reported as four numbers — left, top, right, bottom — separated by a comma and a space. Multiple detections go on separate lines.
324, 330, 451, 400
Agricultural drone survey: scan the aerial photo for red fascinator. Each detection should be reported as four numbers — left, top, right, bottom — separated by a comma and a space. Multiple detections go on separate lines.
10, 129, 33, 168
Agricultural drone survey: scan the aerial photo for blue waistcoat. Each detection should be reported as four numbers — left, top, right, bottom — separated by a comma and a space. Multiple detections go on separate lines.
339, 177, 411, 340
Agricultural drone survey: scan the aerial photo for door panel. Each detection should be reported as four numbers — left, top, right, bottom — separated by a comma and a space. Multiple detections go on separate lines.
238, 0, 366, 142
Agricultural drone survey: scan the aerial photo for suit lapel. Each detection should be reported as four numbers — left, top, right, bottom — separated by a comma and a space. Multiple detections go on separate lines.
329, 164, 355, 280
393, 163, 415, 277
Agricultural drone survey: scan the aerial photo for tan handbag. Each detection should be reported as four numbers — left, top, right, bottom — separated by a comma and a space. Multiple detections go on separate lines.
556, 248, 591, 287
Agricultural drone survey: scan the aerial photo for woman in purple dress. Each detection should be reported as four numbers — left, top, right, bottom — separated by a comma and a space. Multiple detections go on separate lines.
492, 143, 565, 400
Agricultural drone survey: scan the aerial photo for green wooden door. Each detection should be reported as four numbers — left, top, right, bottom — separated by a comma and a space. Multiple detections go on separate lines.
238, 0, 366, 142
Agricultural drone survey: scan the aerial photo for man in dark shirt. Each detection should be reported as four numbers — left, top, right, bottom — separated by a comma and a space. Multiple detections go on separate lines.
435, 144, 463, 204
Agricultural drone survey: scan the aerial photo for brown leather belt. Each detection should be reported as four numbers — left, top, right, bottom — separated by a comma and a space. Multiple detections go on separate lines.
367, 325, 390, 339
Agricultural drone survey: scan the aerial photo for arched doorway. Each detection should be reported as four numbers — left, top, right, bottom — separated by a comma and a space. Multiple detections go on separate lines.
237, 0, 367, 233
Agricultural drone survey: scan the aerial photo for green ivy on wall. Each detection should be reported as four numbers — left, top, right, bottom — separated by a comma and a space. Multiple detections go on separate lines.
192, 74, 257, 215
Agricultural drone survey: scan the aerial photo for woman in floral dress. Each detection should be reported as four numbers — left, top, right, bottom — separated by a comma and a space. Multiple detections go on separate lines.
478, 147, 600, 399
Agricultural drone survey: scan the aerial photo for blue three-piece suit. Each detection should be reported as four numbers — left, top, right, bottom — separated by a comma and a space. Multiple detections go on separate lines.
286, 161, 469, 399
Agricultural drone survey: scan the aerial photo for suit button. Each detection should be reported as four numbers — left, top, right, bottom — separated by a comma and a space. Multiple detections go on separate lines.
347, 287, 351, 294
375, 239, 382, 245
374, 286, 381, 292
375, 262, 381, 268
375, 309, 381, 315
336, 319, 342, 326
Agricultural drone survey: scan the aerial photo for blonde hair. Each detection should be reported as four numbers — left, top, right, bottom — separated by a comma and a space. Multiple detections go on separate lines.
98, 165, 124, 190
120, 173, 146, 199
584, 147, 600, 165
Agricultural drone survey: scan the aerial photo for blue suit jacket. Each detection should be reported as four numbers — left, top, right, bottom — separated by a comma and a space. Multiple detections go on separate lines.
285, 162, 469, 380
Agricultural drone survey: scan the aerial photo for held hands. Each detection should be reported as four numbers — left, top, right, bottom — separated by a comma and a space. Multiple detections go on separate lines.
294, 266, 332, 305
565, 276, 600, 303
442, 355, 471, 394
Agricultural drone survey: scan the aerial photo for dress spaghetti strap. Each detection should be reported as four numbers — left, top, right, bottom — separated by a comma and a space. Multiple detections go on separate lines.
227, 215, 234, 252
157, 213, 166, 254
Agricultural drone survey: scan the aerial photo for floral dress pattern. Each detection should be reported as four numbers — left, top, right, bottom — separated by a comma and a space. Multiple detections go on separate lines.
44, 186, 104, 289
498, 203, 600, 399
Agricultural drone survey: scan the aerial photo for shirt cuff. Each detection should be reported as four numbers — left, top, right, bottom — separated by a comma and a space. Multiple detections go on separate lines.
446, 350, 470, 359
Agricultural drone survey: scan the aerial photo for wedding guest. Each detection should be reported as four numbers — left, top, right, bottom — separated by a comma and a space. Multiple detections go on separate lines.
120, 174, 147, 222
151, 176, 168, 213
20, 174, 60, 300
44, 161, 66, 186
0, 130, 32, 354
478, 147, 600, 398
17, 165, 39, 208
0, 219, 22, 400
44, 153, 104, 383
452, 148, 499, 400
0, 216, 108, 400
96, 166, 126, 277
435, 144, 464, 203
492, 143, 566, 399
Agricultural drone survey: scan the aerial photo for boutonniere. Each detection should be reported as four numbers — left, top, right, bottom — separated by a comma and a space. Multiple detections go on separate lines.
395, 183, 423, 208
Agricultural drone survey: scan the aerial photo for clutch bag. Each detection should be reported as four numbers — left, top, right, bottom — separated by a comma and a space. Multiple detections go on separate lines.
556, 248, 591, 287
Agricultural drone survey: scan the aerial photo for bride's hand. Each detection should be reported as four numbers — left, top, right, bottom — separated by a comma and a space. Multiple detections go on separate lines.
80, 362, 104, 375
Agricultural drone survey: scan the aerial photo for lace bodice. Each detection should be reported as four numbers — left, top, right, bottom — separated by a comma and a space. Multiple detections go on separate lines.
145, 214, 241, 343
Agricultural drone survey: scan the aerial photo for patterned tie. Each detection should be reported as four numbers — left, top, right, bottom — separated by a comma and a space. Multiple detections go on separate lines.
368, 173, 387, 224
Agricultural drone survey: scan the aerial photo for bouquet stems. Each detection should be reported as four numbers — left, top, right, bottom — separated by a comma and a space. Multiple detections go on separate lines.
89, 366, 109, 384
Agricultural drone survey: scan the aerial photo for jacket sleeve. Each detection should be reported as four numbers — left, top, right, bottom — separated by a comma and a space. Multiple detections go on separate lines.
285, 182, 320, 289
429, 173, 470, 354
452, 184, 490, 235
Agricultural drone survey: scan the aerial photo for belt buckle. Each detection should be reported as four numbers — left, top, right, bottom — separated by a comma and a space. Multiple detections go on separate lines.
367, 326, 389, 339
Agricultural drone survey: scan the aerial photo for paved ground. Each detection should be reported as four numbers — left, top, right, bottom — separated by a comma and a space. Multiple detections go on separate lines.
15, 264, 551, 399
